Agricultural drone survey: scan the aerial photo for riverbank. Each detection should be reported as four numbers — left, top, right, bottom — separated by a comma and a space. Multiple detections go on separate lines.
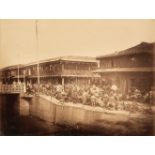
0, 93, 153, 135
27, 94, 154, 135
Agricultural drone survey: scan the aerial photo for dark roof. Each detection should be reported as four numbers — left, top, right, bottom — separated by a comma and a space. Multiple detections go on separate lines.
97, 42, 155, 59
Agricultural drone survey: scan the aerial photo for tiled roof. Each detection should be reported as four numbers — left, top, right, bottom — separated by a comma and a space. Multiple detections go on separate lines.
40, 56, 97, 64
1, 64, 24, 70
0, 56, 97, 69
97, 42, 155, 59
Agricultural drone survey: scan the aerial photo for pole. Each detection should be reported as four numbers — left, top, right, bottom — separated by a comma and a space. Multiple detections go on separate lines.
62, 77, 64, 87
18, 64, 19, 83
0, 21, 1, 64
35, 20, 40, 85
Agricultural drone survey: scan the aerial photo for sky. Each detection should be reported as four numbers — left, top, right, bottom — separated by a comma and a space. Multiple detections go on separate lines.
0, 19, 155, 68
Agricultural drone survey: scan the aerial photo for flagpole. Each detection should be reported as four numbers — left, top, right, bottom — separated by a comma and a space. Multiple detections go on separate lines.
35, 20, 40, 85
18, 47, 20, 84
18, 64, 19, 83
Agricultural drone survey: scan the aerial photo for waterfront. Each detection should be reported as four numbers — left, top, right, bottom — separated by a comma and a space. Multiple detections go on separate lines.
0, 95, 154, 136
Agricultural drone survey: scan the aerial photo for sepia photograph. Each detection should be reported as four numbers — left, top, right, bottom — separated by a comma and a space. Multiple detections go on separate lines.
0, 19, 155, 136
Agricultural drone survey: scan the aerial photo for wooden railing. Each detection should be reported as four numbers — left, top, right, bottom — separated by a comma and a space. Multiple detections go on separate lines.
0, 84, 26, 93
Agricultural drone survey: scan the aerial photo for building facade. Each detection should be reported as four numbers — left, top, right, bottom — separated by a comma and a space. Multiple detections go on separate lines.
0, 56, 99, 86
0, 65, 24, 84
96, 42, 155, 94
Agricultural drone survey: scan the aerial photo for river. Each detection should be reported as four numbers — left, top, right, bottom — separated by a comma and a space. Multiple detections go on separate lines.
0, 94, 154, 136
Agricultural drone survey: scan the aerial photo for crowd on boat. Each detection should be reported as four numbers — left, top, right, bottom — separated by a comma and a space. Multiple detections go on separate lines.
25, 81, 154, 111
0, 80, 154, 111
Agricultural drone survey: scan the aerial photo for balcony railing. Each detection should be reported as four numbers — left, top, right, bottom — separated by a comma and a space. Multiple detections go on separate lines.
0, 84, 26, 93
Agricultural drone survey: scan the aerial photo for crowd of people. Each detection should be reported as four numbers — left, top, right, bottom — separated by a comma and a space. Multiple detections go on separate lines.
25, 81, 154, 111
0, 80, 154, 111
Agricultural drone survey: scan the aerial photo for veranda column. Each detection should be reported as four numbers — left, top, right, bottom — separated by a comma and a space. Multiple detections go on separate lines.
62, 77, 65, 87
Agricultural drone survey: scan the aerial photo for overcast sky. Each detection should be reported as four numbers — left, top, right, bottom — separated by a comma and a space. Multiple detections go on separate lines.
0, 19, 155, 68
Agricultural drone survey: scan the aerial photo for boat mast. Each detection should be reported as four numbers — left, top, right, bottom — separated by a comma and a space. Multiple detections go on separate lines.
35, 20, 40, 85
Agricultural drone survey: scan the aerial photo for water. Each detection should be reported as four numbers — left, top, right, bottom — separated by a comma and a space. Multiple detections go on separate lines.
0, 94, 154, 136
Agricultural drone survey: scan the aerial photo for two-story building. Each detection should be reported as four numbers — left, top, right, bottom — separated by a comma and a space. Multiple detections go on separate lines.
0, 56, 99, 87
96, 42, 155, 94
0, 65, 25, 84
36, 56, 99, 86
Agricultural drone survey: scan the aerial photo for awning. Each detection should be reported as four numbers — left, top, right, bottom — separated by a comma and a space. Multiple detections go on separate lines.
30, 74, 100, 78
94, 67, 155, 73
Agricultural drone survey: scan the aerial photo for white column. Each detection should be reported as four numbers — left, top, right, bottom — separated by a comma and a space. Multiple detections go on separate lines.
62, 77, 65, 87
